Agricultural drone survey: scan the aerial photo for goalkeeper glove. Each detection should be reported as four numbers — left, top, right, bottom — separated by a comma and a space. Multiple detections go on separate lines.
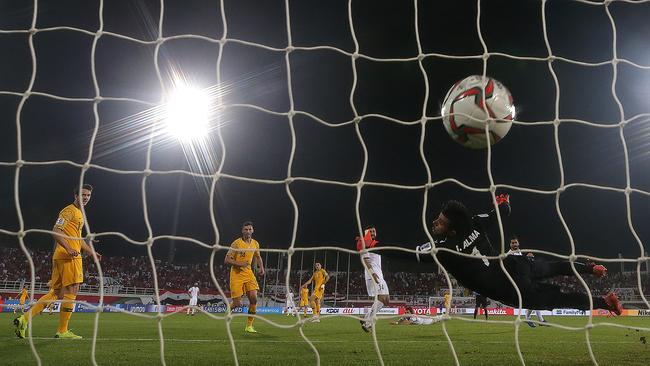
495, 193, 510, 206
495, 193, 511, 216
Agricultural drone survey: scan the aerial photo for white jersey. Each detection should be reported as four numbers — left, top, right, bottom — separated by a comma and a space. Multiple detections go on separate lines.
409, 315, 435, 325
362, 252, 389, 296
286, 292, 295, 306
362, 252, 384, 281
188, 286, 199, 306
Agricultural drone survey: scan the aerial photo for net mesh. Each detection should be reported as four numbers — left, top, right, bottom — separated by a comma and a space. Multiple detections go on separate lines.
1, 0, 650, 365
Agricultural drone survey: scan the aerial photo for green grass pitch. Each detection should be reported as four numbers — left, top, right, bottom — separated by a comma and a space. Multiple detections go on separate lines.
2, 313, 649, 365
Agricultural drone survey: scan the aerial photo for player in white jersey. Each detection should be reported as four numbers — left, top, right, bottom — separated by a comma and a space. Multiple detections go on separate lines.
508, 235, 549, 327
506, 235, 523, 256
285, 289, 297, 316
391, 307, 442, 326
356, 226, 390, 333
187, 283, 199, 316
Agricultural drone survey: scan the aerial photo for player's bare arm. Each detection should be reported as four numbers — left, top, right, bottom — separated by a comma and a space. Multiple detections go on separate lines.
80, 240, 102, 261
52, 227, 79, 257
253, 250, 264, 276
301, 275, 314, 288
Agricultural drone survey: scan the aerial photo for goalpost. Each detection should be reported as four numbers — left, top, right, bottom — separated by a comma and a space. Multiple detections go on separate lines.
2, 1, 650, 366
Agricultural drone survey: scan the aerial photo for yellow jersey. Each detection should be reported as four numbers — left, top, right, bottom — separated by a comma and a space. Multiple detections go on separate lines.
300, 287, 309, 301
227, 238, 260, 277
313, 269, 328, 289
19, 289, 27, 302
53, 204, 84, 260
444, 294, 451, 308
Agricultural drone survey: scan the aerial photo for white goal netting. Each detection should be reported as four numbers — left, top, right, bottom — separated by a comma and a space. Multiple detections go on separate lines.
1, 0, 650, 365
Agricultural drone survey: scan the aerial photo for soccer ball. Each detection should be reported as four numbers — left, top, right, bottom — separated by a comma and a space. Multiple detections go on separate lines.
441, 75, 515, 149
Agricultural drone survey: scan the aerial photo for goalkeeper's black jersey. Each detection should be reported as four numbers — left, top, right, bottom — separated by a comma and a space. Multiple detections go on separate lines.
436, 213, 498, 261
434, 204, 509, 293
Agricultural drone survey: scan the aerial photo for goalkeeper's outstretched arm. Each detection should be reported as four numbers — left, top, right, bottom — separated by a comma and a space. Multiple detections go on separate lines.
474, 193, 511, 229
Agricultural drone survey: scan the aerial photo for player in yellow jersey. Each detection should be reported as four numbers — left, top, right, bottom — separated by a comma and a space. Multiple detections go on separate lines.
443, 292, 451, 314
14, 287, 28, 314
225, 221, 265, 333
299, 286, 309, 316
301, 262, 329, 322
14, 184, 101, 339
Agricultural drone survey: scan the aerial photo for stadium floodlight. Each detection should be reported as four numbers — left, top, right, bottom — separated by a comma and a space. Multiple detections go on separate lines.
164, 86, 210, 142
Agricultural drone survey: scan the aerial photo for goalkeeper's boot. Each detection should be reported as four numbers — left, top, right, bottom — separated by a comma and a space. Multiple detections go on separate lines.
54, 330, 83, 339
603, 292, 623, 316
13, 315, 27, 339
525, 321, 536, 328
244, 325, 258, 334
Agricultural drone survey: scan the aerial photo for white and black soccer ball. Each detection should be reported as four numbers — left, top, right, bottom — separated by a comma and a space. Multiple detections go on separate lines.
441, 75, 515, 149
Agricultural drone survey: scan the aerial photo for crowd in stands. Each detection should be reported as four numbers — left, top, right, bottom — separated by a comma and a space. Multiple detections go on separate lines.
1, 247, 648, 301
0, 247, 52, 284
0, 247, 444, 296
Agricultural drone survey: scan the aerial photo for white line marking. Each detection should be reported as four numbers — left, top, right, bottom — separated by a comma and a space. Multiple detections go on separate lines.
1, 337, 644, 344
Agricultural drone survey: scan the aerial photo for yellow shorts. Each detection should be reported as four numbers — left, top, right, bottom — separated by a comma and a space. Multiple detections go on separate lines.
50, 258, 83, 289
299, 299, 309, 307
229, 271, 259, 299
313, 289, 324, 300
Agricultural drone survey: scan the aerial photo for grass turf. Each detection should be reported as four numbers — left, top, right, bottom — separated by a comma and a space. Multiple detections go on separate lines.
2, 312, 649, 365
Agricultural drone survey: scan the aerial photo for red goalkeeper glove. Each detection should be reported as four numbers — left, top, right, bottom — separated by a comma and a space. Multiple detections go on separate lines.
495, 193, 510, 206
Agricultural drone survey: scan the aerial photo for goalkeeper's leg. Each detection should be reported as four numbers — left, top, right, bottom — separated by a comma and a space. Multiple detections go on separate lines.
518, 283, 620, 315
479, 262, 621, 315
529, 259, 606, 280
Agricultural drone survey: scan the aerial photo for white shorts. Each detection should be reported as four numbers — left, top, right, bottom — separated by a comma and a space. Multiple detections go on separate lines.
189, 297, 198, 306
365, 277, 389, 296
286, 301, 295, 308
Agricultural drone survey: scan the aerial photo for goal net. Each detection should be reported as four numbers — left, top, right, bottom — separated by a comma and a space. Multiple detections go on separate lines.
2, 0, 650, 365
